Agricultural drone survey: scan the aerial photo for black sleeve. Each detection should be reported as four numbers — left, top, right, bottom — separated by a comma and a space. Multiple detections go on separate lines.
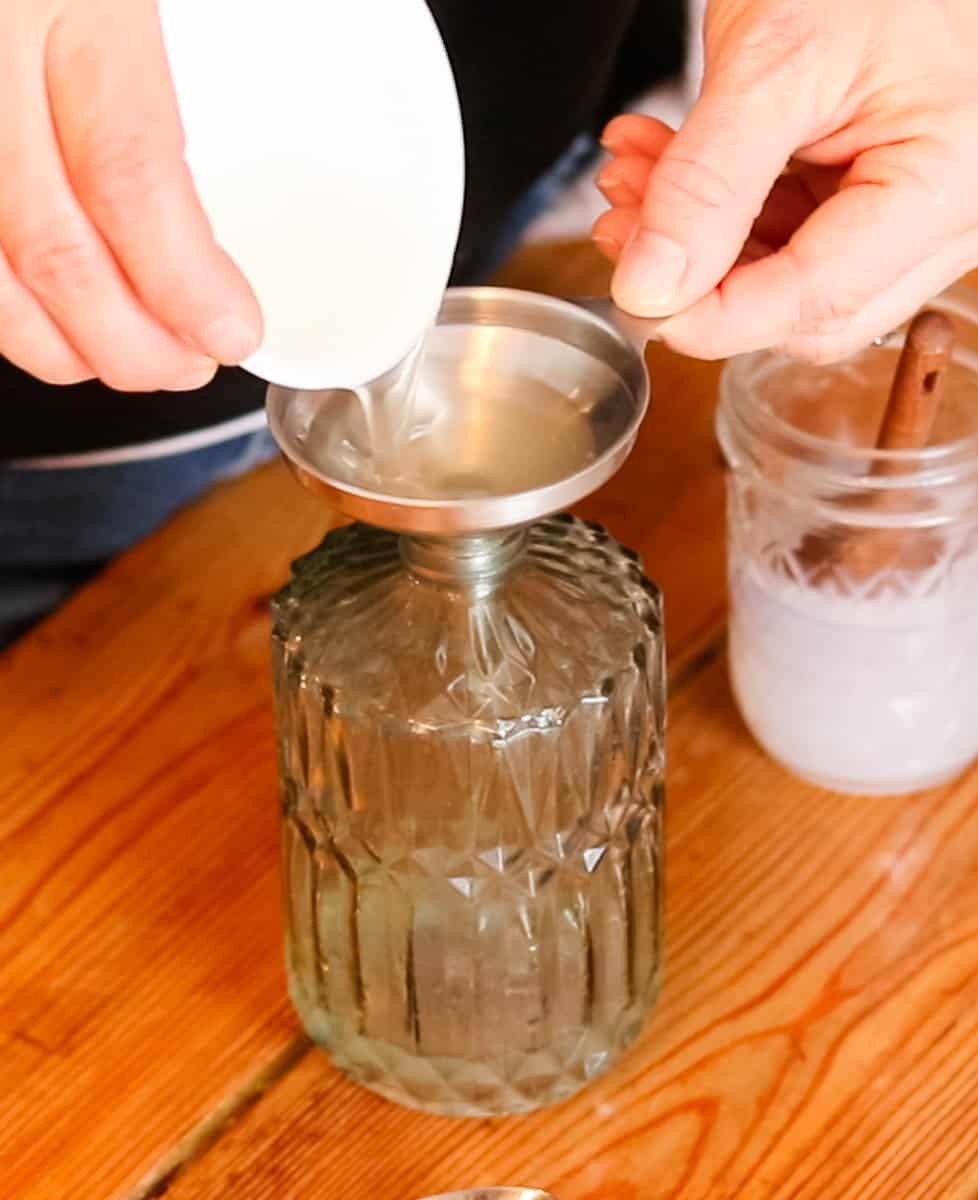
429, 0, 687, 279
3, 0, 687, 460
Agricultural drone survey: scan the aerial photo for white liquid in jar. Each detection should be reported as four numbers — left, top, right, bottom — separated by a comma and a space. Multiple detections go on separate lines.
729, 555, 978, 794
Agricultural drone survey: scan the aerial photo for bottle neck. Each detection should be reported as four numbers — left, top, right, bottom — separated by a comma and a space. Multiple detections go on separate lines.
400, 530, 528, 593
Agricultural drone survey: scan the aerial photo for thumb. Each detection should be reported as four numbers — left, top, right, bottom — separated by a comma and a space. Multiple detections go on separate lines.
612, 70, 809, 318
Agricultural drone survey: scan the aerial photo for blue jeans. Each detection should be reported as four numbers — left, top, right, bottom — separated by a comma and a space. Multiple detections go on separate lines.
0, 429, 277, 648
0, 136, 599, 650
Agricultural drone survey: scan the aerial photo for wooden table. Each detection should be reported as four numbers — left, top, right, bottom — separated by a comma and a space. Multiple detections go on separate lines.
4, 242, 978, 1200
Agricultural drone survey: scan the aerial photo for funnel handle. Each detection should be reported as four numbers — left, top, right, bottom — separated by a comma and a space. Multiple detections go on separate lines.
572, 296, 669, 353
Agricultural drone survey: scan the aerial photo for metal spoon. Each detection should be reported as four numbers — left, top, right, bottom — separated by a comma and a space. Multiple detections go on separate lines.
420, 1191, 555, 1200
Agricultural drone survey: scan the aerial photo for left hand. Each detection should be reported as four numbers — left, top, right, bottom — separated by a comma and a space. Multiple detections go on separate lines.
593, 0, 978, 362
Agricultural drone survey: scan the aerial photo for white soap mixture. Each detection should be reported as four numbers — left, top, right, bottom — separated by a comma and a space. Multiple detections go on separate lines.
729, 553, 978, 794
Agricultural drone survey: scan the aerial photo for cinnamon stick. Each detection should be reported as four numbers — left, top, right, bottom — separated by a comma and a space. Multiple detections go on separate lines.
837, 308, 953, 578
873, 308, 954, 467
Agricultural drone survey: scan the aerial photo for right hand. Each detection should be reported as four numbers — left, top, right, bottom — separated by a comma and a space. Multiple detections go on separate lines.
1, 0, 262, 392
593, 0, 978, 365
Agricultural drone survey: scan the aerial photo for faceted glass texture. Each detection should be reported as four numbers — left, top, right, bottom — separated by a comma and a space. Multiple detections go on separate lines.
725, 471, 978, 792
272, 514, 665, 1116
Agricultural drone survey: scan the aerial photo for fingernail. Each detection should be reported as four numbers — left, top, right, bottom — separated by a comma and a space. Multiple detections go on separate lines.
170, 363, 218, 392
600, 128, 627, 153
612, 229, 687, 315
593, 234, 621, 260
196, 314, 261, 364
596, 165, 634, 203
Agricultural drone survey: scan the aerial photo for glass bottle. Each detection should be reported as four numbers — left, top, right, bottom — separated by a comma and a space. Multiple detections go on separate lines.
272, 513, 665, 1116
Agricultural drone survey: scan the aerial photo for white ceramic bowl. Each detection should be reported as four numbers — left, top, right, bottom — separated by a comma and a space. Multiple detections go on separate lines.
159, 0, 465, 388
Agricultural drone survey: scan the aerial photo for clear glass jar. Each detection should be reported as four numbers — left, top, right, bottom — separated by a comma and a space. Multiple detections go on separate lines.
717, 284, 978, 795
272, 513, 665, 1116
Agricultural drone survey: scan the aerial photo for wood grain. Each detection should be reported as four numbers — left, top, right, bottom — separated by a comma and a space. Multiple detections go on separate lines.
0, 239, 727, 1199
0, 466, 334, 1200
163, 657, 978, 1200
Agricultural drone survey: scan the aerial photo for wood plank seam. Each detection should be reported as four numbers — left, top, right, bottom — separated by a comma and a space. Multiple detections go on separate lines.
127, 1037, 312, 1200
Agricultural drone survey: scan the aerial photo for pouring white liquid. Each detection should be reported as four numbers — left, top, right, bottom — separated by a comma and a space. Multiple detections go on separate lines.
292, 326, 628, 501
159, 0, 465, 391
